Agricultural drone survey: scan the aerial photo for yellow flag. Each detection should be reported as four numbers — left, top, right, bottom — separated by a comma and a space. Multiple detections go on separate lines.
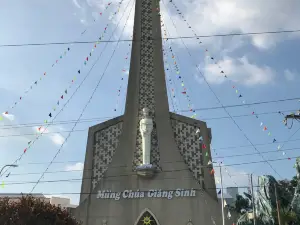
1, 182, 4, 188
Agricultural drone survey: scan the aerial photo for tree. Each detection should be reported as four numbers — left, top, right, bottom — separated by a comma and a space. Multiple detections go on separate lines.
0, 195, 81, 225
234, 194, 251, 214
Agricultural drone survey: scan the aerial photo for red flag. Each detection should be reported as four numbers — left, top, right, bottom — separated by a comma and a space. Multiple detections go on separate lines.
61, 95, 64, 99
202, 144, 207, 149
4, 111, 8, 114
210, 169, 215, 175
263, 126, 267, 131
24, 148, 27, 153
252, 112, 255, 115
182, 92, 186, 94
86, 57, 88, 61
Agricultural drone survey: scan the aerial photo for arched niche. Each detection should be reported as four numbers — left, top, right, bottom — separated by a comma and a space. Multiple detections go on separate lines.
134, 208, 160, 225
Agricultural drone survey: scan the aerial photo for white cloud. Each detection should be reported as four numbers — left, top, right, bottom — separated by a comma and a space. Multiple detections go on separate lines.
284, 69, 297, 81
50, 133, 65, 145
72, 0, 82, 9
32, 126, 66, 146
2, 113, 15, 121
161, 0, 300, 51
203, 56, 275, 86
65, 162, 84, 171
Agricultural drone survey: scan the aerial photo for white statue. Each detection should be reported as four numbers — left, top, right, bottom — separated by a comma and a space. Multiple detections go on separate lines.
139, 108, 153, 165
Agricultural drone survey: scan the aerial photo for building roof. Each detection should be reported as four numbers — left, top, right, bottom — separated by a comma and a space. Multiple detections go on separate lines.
217, 193, 234, 199
0, 193, 46, 198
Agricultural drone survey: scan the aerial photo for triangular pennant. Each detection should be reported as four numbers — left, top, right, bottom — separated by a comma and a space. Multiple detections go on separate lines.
208, 160, 212, 165
24, 148, 27, 153
268, 132, 271, 136
202, 144, 207, 149
273, 138, 276, 143
277, 145, 281, 150
218, 189, 221, 194
224, 200, 227, 207
263, 126, 267, 131
205, 152, 208, 157
227, 211, 231, 219
44, 120, 48, 123
49, 113, 52, 118
65, 90, 67, 94
210, 169, 215, 175
61, 95, 64, 99
1, 182, 4, 188
283, 151, 286, 156
28, 141, 31, 145
57, 101, 59, 105
0, 116, 2, 121
78, 70, 80, 74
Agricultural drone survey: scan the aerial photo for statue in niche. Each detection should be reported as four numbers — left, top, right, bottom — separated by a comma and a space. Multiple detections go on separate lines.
139, 107, 153, 166
136, 108, 156, 176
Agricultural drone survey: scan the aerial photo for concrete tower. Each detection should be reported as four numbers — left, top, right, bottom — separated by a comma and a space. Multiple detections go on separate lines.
73, 0, 232, 224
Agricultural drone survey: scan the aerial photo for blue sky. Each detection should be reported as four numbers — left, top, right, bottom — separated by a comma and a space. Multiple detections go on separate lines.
0, 0, 300, 204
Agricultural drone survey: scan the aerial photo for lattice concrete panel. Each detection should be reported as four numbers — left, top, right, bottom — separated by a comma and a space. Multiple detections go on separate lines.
133, 0, 160, 170
92, 122, 123, 189
170, 119, 203, 183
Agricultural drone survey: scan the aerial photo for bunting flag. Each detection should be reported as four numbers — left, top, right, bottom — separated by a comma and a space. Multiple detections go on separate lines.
224, 199, 227, 207
1, 182, 4, 188
0, 0, 114, 122
218, 189, 221, 194
161, 16, 195, 117
227, 211, 231, 219
4, 0, 128, 169
114, 43, 132, 112
168, 0, 293, 162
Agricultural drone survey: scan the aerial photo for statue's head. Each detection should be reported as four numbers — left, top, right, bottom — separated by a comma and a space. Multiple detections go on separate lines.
142, 108, 150, 118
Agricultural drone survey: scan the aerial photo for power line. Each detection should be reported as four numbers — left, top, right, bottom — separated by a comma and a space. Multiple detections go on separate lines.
0, 107, 296, 133
162, 0, 285, 179
0, 0, 131, 178
7, 155, 300, 177
3, 155, 300, 186
29, 0, 135, 193
2, 29, 300, 47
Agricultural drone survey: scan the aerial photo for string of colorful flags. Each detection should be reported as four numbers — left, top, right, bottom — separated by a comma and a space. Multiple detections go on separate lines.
161, 18, 196, 118
1, 0, 128, 179
162, 39, 180, 112
161, 15, 239, 189
0, 1, 115, 123
114, 41, 132, 112
167, 0, 294, 163
29, 0, 135, 193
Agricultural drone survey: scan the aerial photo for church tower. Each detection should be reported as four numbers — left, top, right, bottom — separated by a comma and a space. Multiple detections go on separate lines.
73, 0, 232, 224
